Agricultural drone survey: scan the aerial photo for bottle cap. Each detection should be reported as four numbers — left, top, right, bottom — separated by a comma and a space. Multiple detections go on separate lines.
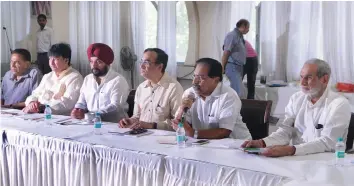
45, 104, 50, 108
338, 137, 343, 142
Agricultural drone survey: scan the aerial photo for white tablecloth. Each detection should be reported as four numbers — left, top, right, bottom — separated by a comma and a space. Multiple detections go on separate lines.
1, 110, 354, 186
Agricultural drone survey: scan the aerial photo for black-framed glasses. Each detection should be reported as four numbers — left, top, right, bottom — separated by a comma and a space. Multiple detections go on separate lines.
139, 59, 160, 66
192, 74, 209, 80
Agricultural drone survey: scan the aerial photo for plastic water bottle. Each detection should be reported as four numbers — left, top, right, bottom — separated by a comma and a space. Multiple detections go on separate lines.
335, 137, 346, 166
93, 112, 102, 135
176, 117, 186, 148
44, 104, 52, 125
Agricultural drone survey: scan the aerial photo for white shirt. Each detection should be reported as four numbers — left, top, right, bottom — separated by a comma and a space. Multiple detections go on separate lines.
133, 73, 184, 130
75, 68, 130, 122
36, 26, 55, 53
25, 66, 84, 115
263, 87, 351, 156
183, 83, 252, 140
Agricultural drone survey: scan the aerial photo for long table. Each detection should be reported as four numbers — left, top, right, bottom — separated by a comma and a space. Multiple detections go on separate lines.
1, 110, 354, 186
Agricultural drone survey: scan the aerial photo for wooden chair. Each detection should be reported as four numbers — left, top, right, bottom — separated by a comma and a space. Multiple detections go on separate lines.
346, 113, 354, 151
127, 89, 136, 117
240, 99, 272, 140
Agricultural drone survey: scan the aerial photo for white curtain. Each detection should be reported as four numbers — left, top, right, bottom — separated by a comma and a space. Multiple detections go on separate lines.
157, 1, 177, 78
69, 2, 123, 78
286, 2, 323, 82
259, 1, 291, 81
130, 1, 146, 88
229, 1, 257, 47
322, 1, 354, 84
1, 1, 31, 75
211, 1, 231, 61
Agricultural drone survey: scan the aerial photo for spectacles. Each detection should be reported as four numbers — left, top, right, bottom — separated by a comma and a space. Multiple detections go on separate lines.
192, 74, 209, 80
139, 59, 158, 66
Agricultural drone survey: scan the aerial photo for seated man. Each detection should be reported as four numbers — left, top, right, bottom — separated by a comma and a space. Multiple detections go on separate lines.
23, 43, 83, 115
118, 48, 184, 130
71, 43, 129, 122
172, 58, 252, 140
242, 59, 351, 157
1, 49, 42, 109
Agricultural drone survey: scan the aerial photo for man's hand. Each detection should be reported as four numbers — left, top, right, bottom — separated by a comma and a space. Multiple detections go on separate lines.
171, 119, 194, 137
261, 145, 296, 157
71, 108, 85, 119
118, 118, 138, 128
22, 101, 40, 113
241, 139, 266, 148
130, 121, 154, 129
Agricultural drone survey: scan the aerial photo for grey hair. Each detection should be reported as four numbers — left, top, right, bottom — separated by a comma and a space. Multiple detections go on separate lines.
304, 58, 331, 78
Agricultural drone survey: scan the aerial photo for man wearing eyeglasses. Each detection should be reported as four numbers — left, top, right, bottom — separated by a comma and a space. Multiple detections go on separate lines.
172, 58, 252, 140
71, 43, 130, 122
118, 48, 184, 130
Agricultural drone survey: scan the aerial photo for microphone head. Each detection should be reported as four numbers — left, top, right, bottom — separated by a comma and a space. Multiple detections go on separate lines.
187, 91, 195, 102
2, 27, 6, 30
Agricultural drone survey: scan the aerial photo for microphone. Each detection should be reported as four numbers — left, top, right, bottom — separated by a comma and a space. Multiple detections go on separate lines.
182, 91, 196, 113
3, 26, 13, 53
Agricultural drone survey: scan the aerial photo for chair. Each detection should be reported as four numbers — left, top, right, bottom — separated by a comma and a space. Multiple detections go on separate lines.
127, 89, 136, 117
346, 113, 354, 151
240, 99, 272, 140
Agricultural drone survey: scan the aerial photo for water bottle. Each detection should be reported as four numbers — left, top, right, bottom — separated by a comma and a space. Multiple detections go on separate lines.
44, 104, 52, 125
93, 112, 102, 135
176, 116, 186, 148
335, 137, 346, 166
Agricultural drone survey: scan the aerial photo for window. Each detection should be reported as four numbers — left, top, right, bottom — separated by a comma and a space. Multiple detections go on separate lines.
145, 1, 157, 48
176, 1, 189, 62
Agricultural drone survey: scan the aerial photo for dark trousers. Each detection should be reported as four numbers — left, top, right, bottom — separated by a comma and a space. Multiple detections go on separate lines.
37, 52, 51, 75
242, 56, 258, 99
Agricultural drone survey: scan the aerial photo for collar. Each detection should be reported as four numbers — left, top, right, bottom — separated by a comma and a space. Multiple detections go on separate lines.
38, 25, 48, 32
306, 85, 330, 107
55, 66, 72, 80
143, 73, 170, 89
9, 68, 32, 81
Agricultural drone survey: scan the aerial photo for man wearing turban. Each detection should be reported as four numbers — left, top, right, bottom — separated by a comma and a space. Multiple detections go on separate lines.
71, 43, 130, 122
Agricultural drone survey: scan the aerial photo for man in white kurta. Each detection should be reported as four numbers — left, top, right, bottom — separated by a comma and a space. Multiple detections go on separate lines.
24, 43, 83, 115
71, 43, 129, 122
173, 58, 252, 140
242, 58, 351, 157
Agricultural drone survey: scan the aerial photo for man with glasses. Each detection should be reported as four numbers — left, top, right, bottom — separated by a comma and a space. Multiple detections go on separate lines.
71, 43, 130, 122
173, 58, 251, 140
118, 48, 183, 130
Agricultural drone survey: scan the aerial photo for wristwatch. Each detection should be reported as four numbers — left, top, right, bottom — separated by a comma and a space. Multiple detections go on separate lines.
194, 130, 198, 139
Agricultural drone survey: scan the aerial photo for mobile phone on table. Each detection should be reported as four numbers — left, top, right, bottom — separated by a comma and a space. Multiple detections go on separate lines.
243, 148, 265, 154
192, 139, 210, 145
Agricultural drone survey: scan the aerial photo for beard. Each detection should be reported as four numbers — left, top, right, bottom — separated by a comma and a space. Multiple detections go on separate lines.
92, 66, 109, 77
302, 84, 323, 99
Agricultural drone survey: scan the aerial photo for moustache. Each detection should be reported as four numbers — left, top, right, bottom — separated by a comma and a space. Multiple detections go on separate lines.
192, 84, 200, 92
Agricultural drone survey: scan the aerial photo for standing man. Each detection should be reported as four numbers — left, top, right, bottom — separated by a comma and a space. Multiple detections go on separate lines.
243, 40, 258, 99
36, 14, 55, 75
222, 19, 249, 97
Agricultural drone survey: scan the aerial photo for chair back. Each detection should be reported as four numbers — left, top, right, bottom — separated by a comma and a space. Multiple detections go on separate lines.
346, 113, 354, 151
240, 99, 272, 140
127, 90, 136, 117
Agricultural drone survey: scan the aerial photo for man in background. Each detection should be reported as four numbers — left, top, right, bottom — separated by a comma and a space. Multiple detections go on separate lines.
1, 49, 42, 109
222, 19, 249, 97
36, 14, 55, 75
243, 40, 258, 99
